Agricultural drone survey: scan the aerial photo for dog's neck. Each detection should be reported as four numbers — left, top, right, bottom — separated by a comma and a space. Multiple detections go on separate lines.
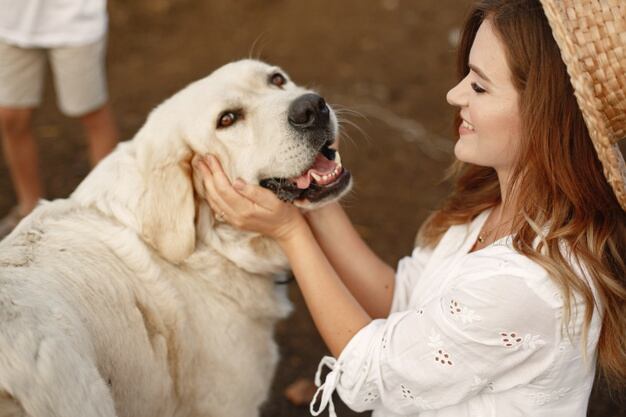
194, 203, 289, 275
71, 142, 145, 232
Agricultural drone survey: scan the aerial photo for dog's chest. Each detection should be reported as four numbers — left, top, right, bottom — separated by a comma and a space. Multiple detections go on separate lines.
101, 263, 291, 416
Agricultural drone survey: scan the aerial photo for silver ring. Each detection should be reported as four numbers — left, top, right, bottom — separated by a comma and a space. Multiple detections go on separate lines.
216, 211, 225, 222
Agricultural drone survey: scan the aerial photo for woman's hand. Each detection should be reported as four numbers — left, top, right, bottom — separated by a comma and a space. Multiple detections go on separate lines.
196, 155, 307, 243
198, 155, 372, 358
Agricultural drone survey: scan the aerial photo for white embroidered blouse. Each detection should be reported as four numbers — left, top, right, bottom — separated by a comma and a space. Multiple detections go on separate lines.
311, 210, 602, 417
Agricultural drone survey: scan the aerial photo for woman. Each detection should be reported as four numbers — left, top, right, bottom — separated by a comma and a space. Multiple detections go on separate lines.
198, 0, 626, 415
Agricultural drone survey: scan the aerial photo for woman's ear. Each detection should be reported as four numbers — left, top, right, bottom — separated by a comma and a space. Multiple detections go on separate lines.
138, 158, 196, 264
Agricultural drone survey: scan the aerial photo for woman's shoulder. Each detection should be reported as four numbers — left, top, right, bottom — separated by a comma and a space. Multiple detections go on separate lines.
454, 242, 565, 309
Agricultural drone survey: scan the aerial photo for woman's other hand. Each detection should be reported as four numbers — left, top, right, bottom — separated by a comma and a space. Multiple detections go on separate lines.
196, 155, 307, 243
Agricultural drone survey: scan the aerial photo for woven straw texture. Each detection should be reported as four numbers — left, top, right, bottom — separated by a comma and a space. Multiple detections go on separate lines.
540, 0, 626, 211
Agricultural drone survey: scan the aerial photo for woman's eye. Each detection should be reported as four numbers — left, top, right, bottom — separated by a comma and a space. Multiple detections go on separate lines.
269, 72, 286, 87
471, 82, 486, 94
217, 111, 238, 128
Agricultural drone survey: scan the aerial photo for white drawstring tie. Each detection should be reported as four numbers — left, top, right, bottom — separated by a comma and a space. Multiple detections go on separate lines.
310, 356, 341, 417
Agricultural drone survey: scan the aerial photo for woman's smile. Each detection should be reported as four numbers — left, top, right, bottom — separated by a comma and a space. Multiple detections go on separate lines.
459, 119, 475, 135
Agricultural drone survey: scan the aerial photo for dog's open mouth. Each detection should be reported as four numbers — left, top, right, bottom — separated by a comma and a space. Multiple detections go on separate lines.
259, 142, 351, 203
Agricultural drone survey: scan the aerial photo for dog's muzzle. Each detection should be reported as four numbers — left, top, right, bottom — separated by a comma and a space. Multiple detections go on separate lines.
260, 93, 351, 204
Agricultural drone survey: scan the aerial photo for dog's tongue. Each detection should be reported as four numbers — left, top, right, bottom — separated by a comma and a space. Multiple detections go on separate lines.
292, 153, 337, 189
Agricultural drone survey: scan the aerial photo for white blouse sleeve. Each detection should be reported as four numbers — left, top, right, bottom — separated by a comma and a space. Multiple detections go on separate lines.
310, 273, 557, 416
391, 246, 434, 313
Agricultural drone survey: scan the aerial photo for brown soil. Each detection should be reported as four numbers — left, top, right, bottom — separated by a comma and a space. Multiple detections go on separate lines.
0, 0, 622, 415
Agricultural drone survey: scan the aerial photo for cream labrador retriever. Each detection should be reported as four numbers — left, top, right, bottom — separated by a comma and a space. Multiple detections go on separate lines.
0, 59, 351, 417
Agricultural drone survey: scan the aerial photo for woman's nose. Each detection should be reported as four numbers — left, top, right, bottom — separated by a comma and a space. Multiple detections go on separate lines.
446, 79, 467, 107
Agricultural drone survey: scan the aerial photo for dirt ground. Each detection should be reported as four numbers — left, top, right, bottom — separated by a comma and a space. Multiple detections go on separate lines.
0, 0, 623, 415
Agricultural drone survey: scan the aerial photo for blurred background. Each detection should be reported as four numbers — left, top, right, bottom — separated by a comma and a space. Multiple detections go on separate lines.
0, 0, 623, 416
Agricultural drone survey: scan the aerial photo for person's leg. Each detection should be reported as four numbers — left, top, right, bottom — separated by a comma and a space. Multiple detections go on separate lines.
79, 102, 118, 166
50, 36, 118, 167
0, 107, 43, 214
0, 40, 46, 221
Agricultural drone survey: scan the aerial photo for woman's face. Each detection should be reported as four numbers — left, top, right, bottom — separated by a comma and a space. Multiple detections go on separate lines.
446, 19, 522, 178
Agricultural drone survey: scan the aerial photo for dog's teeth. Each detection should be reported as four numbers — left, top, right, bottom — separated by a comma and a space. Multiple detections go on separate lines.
335, 152, 342, 166
311, 172, 322, 182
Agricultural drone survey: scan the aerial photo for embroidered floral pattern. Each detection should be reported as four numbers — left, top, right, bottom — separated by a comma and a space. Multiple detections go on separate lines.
448, 298, 481, 323
364, 391, 379, 403
434, 348, 453, 366
427, 332, 454, 366
522, 334, 546, 350
413, 396, 434, 409
400, 384, 434, 409
449, 299, 461, 315
500, 332, 523, 347
427, 332, 444, 349
400, 384, 415, 400
528, 387, 570, 405
500, 332, 546, 350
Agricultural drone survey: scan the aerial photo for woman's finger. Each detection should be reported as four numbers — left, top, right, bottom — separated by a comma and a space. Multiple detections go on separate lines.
196, 159, 239, 220
204, 155, 257, 213
233, 179, 283, 212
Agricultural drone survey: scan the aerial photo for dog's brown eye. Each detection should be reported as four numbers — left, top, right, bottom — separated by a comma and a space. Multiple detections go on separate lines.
217, 111, 237, 128
270, 72, 286, 87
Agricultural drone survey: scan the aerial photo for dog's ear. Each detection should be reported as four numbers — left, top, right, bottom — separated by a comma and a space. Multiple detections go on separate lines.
138, 157, 196, 264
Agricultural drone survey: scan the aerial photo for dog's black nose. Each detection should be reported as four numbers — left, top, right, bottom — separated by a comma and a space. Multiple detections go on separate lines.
288, 94, 329, 130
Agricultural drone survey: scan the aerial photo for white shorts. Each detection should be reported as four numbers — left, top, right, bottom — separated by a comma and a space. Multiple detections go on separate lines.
0, 37, 108, 117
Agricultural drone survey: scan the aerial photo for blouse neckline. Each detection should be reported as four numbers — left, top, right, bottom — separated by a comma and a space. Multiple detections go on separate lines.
464, 209, 512, 255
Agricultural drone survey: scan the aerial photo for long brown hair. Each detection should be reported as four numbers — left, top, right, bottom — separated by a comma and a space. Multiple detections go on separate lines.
418, 0, 626, 388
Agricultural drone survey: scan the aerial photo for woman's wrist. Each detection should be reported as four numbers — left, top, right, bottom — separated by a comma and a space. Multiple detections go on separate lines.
303, 201, 341, 225
275, 214, 310, 248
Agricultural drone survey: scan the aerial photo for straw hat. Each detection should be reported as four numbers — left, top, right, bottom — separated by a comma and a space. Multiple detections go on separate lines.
539, 0, 626, 211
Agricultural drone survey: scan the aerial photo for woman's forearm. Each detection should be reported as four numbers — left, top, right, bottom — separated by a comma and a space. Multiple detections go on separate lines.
304, 202, 395, 318
279, 220, 371, 357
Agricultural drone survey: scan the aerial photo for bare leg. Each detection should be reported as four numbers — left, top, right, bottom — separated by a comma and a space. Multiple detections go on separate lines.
0, 107, 43, 215
80, 102, 118, 166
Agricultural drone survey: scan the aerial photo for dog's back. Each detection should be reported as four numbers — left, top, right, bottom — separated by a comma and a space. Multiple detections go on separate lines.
0, 203, 121, 416
0, 199, 291, 417
0, 201, 183, 416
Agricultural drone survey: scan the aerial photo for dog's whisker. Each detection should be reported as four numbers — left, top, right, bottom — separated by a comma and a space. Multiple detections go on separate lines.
340, 130, 358, 147
334, 110, 370, 127
248, 33, 269, 60
338, 118, 371, 146
337, 130, 358, 148
333, 108, 371, 145
334, 109, 368, 121
330, 104, 368, 120
331, 103, 366, 115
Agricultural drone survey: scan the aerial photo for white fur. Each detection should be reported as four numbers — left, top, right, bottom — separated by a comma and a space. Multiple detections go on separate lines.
0, 59, 345, 417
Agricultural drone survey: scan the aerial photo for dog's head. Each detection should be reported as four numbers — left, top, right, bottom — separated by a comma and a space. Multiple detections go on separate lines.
181, 59, 351, 207
129, 59, 352, 264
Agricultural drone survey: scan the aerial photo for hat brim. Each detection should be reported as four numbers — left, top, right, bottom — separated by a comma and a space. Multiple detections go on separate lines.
540, 0, 626, 211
